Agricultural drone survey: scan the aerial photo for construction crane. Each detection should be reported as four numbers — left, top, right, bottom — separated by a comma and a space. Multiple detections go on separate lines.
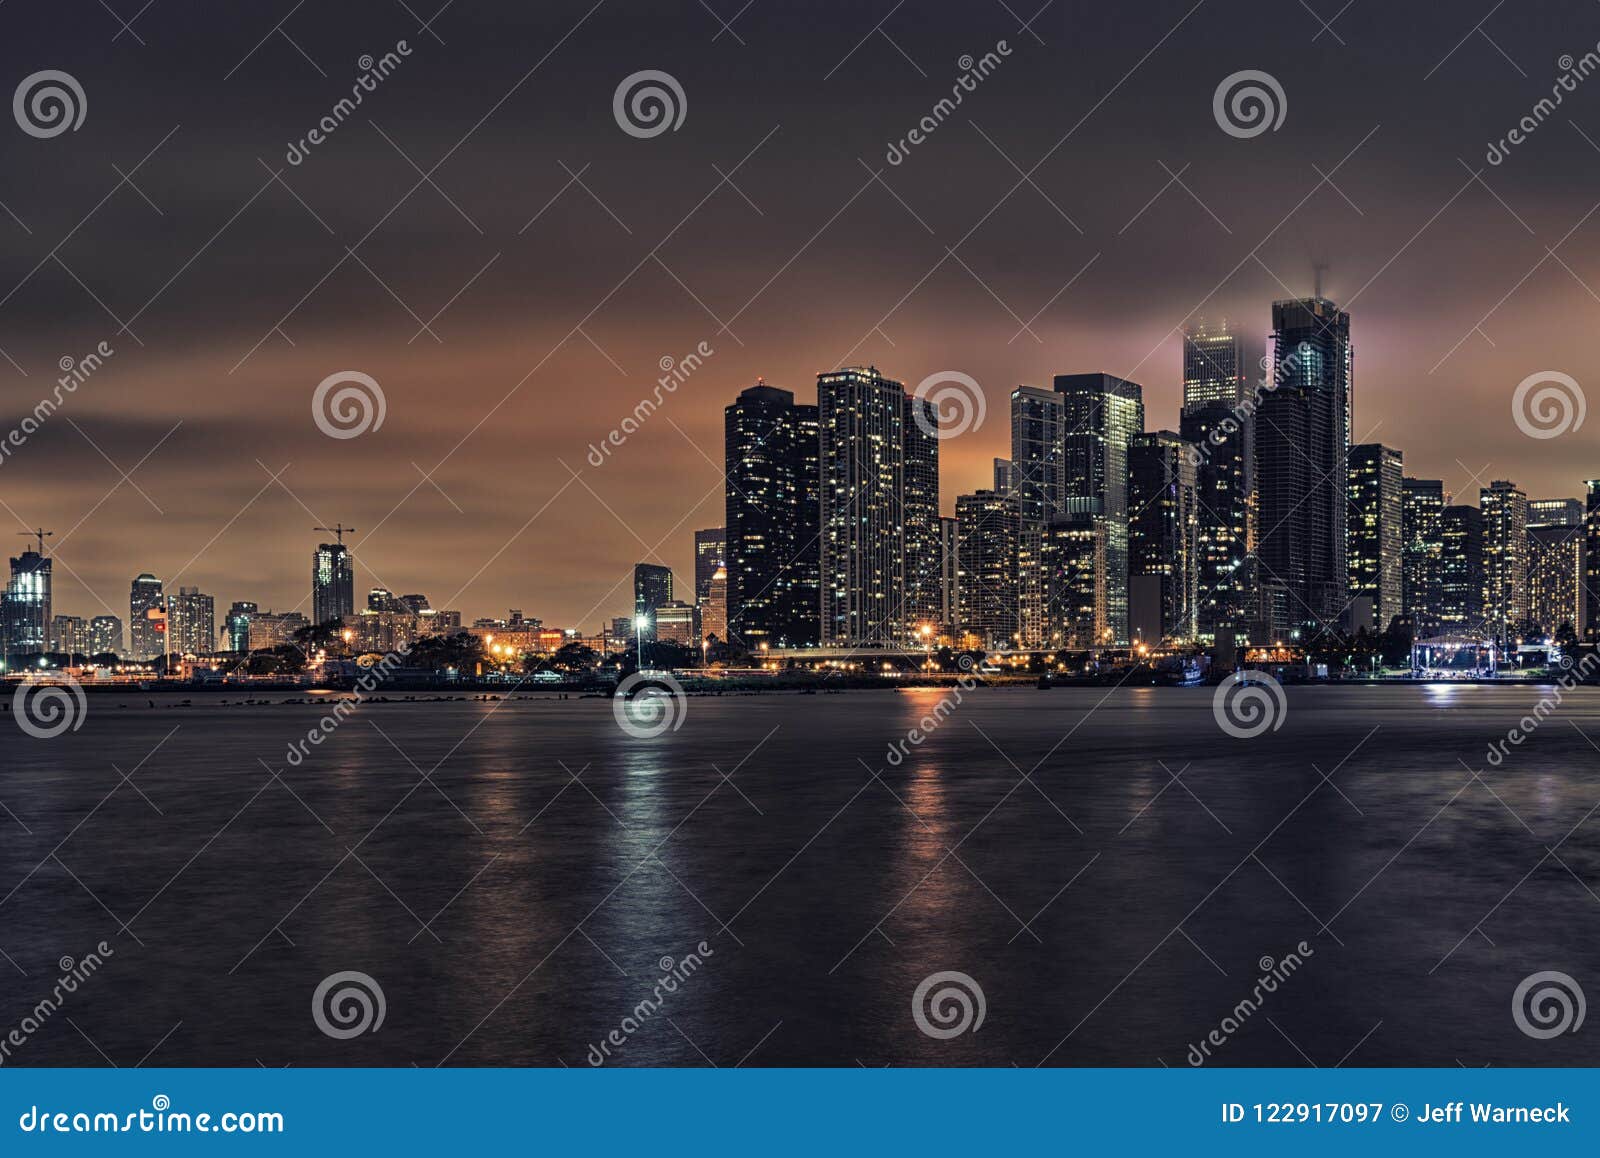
313, 524, 355, 544
17, 528, 52, 555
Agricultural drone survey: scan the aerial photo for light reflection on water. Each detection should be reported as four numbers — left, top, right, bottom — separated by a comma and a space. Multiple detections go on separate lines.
1, 685, 1598, 1067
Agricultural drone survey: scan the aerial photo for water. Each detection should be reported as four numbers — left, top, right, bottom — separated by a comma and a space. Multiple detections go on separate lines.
1, 684, 1597, 1067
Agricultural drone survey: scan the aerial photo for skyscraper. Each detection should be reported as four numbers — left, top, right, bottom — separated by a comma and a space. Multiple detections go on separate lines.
1530, 499, 1584, 528
1480, 480, 1529, 641
167, 586, 215, 656
939, 515, 960, 637
50, 615, 88, 656
2, 547, 51, 656
225, 601, 258, 653
632, 562, 673, 642
1346, 444, 1403, 632
819, 366, 906, 648
312, 541, 354, 627
1528, 520, 1585, 639
1182, 321, 1248, 408
1128, 431, 1198, 644
1053, 372, 1144, 644
1257, 298, 1352, 637
1010, 386, 1065, 523
1439, 505, 1484, 634
955, 489, 1019, 649
693, 528, 726, 610
88, 614, 123, 657
1587, 480, 1600, 640
903, 392, 942, 636
1042, 514, 1105, 650
129, 572, 166, 660
703, 565, 729, 644
1401, 478, 1444, 636
724, 381, 820, 649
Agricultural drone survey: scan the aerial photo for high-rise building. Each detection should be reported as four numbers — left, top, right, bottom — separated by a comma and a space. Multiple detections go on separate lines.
703, 565, 728, 644
1042, 515, 1105, 650
50, 614, 88, 656
992, 458, 1014, 495
653, 600, 697, 646
632, 562, 673, 642
312, 541, 354, 627
129, 572, 166, 660
819, 366, 907, 648
2, 548, 51, 656
1346, 444, 1403, 633
367, 586, 403, 612
1128, 431, 1198, 645
1010, 386, 1066, 525
724, 381, 820, 649
225, 601, 258, 652
88, 614, 123, 657
693, 528, 726, 610
167, 586, 215, 656
1480, 480, 1529, 641
1439, 505, 1484, 634
1528, 522, 1585, 639
1179, 334, 1254, 646
903, 393, 942, 636
1530, 499, 1584, 528
1182, 321, 1248, 409
955, 489, 1019, 649
1053, 372, 1144, 644
397, 593, 431, 615
1257, 298, 1352, 637
1401, 478, 1444, 636
1588, 480, 1600, 640
939, 515, 960, 637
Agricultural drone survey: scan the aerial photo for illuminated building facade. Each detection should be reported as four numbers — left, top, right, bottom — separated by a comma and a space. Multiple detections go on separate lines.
1401, 478, 1444, 636
312, 542, 354, 627
1346, 443, 1403, 631
955, 489, 1018, 649
1480, 480, 1528, 640
1128, 430, 1198, 644
129, 572, 166, 660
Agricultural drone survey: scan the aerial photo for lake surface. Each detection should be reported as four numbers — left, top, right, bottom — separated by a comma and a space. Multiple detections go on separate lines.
1, 684, 1597, 1067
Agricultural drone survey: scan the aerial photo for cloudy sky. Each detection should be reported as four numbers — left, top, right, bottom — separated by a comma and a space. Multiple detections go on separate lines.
2, 0, 1598, 629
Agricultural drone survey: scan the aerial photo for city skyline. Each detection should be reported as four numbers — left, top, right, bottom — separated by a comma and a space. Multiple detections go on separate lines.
3, 2, 1600, 628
